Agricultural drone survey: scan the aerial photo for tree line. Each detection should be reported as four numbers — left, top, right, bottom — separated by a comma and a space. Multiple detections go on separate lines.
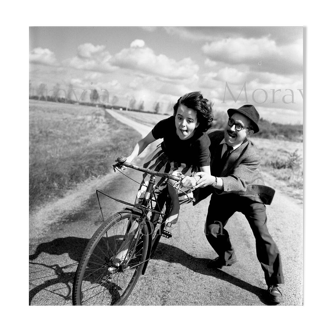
30, 81, 303, 141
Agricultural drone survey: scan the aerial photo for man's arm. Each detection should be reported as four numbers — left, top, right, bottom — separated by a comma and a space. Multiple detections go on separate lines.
221, 153, 260, 192
195, 152, 260, 192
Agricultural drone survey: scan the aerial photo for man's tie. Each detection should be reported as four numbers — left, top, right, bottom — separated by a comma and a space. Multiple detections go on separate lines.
219, 144, 233, 168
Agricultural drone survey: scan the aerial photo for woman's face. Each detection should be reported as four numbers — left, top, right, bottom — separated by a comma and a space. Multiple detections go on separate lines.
175, 104, 199, 140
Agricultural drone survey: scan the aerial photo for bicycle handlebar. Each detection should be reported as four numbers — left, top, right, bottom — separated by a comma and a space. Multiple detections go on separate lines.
113, 157, 183, 182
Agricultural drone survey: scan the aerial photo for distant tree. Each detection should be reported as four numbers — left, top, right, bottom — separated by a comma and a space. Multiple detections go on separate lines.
100, 89, 109, 104
67, 83, 78, 102
154, 101, 160, 114
90, 89, 100, 103
138, 100, 144, 111
80, 89, 88, 102
129, 98, 136, 110
52, 83, 61, 101
166, 101, 174, 115
111, 95, 119, 106
37, 83, 47, 100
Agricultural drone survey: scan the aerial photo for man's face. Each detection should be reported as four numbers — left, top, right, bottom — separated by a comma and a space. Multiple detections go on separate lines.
224, 112, 252, 147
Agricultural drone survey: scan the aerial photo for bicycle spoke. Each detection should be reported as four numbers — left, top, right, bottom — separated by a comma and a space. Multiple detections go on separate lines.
73, 211, 149, 305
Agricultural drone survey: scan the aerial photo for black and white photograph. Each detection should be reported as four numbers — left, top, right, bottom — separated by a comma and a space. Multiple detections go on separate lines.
29, 26, 304, 307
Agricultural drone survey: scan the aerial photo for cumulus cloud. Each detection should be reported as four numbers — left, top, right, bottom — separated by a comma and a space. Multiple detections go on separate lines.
215, 67, 249, 84
64, 43, 117, 73
29, 47, 58, 66
202, 37, 303, 75
83, 72, 102, 81
203, 37, 277, 62
199, 68, 249, 89
157, 83, 190, 97
130, 39, 145, 48
111, 41, 199, 79
77, 43, 106, 58
204, 58, 217, 67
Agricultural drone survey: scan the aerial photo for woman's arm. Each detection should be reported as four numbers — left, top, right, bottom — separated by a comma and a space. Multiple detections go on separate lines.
181, 165, 211, 188
125, 131, 156, 163
199, 165, 211, 175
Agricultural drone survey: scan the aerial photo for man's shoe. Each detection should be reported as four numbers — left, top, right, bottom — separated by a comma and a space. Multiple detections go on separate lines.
267, 285, 282, 304
207, 256, 237, 269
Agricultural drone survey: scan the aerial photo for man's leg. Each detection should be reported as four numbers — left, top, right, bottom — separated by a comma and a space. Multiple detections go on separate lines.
240, 198, 284, 287
205, 194, 238, 266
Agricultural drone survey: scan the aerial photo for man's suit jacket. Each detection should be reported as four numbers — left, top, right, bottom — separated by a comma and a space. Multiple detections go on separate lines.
193, 129, 275, 206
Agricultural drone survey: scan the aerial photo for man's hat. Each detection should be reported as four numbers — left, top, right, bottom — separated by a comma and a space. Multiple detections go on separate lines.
227, 104, 260, 133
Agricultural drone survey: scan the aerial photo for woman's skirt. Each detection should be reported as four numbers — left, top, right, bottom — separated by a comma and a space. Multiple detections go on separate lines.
138, 144, 198, 203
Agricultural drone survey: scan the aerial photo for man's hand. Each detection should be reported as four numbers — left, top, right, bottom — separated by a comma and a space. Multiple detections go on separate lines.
194, 172, 215, 188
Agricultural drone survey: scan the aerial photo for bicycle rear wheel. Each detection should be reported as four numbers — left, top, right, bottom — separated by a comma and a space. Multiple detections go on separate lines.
73, 211, 149, 305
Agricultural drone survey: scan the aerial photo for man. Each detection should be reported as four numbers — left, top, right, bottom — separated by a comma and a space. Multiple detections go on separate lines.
189, 104, 284, 305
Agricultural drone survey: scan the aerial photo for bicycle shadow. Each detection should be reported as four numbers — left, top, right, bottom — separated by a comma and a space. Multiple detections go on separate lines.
29, 236, 271, 305
29, 235, 130, 305
151, 242, 271, 305
29, 236, 89, 305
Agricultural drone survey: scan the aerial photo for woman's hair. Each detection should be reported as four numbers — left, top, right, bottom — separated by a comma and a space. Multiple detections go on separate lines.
173, 91, 213, 132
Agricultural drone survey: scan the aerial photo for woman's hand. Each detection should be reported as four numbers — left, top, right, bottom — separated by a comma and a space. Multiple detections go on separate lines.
181, 176, 197, 189
114, 156, 129, 171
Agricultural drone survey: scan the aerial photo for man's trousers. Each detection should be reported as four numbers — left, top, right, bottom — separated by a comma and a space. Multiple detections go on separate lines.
205, 193, 284, 286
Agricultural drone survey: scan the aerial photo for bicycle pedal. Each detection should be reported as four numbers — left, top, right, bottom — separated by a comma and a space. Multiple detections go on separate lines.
162, 230, 172, 238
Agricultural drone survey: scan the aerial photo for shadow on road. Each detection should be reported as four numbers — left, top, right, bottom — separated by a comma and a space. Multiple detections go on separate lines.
29, 236, 272, 305
152, 242, 271, 305
30, 236, 88, 262
29, 237, 89, 305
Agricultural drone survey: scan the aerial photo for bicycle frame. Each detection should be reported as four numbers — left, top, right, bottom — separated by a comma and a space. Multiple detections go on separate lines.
96, 169, 171, 222
94, 159, 182, 274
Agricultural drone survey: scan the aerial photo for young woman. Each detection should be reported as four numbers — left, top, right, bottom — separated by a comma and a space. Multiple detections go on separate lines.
125, 91, 213, 225
110, 91, 213, 269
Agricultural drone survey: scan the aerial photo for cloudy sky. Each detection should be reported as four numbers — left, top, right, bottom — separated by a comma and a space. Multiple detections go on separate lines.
29, 26, 303, 124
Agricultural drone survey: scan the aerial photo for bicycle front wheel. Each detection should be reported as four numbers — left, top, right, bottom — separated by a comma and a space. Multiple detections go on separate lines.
73, 211, 149, 305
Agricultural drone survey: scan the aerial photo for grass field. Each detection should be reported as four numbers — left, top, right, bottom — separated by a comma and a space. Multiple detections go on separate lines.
29, 100, 141, 212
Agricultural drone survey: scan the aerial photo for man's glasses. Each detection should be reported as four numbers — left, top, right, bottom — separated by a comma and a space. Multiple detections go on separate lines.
227, 118, 250, 132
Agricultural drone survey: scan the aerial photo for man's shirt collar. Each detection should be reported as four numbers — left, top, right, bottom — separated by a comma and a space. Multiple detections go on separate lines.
220, 138, 243, 151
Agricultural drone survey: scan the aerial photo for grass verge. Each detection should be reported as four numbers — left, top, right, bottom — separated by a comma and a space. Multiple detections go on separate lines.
251, 137, 303, 204
29, 100, 141, 212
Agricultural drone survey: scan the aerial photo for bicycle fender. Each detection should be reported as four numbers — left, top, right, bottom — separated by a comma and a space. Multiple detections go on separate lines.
118, 207, 152, 275
142, 221, 153, 275
120, 206, 143, 217
118, 207, 153, 275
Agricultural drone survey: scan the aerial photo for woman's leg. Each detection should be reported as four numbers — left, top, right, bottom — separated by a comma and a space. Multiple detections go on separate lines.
165, 181, 180, 225
164, 166, 197, 225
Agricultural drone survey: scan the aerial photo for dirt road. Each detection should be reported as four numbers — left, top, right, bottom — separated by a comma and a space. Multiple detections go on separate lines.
29, 109, 303, 305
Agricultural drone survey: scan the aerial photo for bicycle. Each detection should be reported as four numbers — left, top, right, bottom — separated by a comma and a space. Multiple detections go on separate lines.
72, 157, 193, 305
